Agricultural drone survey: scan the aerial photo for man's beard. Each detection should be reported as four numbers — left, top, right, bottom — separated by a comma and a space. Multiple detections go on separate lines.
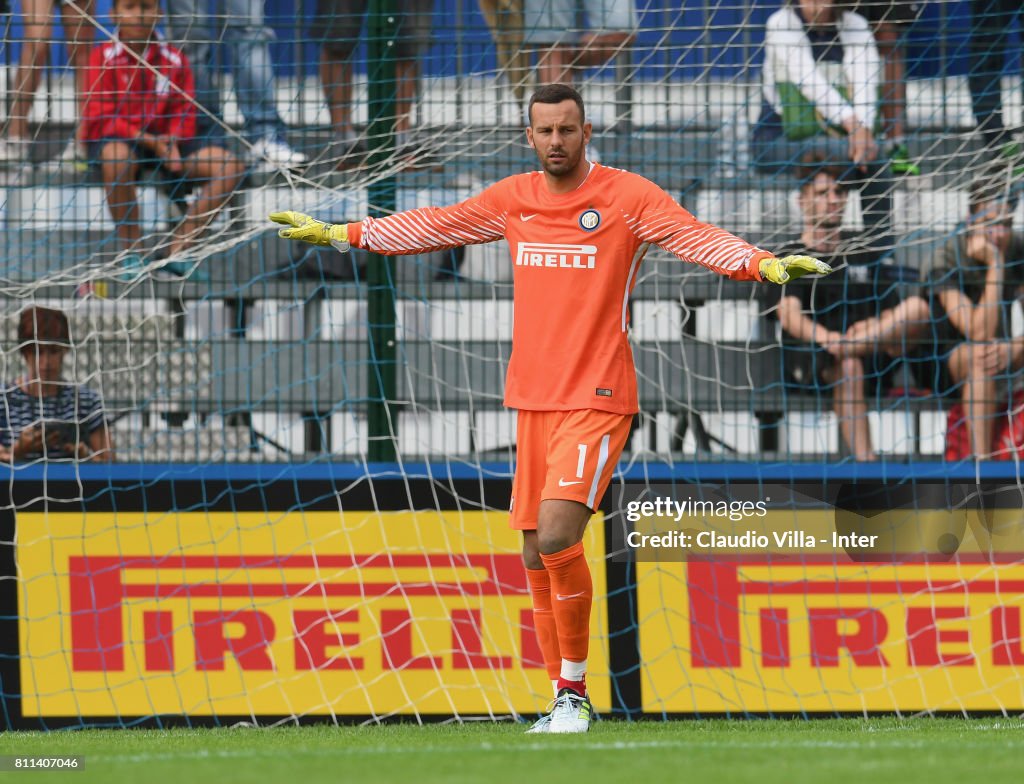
542, 149, 580, 177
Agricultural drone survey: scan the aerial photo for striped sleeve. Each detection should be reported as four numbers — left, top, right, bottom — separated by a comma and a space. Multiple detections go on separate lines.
624, 180, 771, 282
347, 185, 507, 255
75, 386, 107, 435
0, 390, 13, 448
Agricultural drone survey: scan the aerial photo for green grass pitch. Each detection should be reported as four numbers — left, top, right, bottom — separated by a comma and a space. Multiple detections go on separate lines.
1, 719, 1023, 784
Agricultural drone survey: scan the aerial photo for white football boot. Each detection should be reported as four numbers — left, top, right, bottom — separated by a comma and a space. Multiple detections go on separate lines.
524, 712, 553, 734
547, 689, 593, 734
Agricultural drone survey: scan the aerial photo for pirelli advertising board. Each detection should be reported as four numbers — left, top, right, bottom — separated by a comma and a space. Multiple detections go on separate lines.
9, 472, 1024, 722
16, 502, 610, 719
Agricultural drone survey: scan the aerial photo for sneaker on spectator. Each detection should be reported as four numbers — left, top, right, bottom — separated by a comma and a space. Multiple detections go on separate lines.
117, 251, 210, 283
250, 135, 308, 170
888, 143, 920, 176
117, 253, 147, 283
155, 243, 212, 281
998, 139, 1024, 178
160, 258, 210, 282
333, 134, 368, 170
392, 130, 443, 172
43, 139, 89, 173
0, 137, 32, 166
148, 244, 211, 281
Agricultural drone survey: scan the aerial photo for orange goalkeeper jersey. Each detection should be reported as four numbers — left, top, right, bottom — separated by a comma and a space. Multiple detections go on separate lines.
346, 163, 771, 415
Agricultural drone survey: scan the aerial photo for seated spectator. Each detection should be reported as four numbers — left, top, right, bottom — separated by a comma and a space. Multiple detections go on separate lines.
81, 0, 245, 278
928, 175, 1024, 460
524, 0, 635, 86
0, 307, 114, 463
752, 0, 894, 249
765, 160, 929, 460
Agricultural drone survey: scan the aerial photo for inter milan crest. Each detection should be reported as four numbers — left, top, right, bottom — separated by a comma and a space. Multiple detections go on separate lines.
579, 209, 601, 231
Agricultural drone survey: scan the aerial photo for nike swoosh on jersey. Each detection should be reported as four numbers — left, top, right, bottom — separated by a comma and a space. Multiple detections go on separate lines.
556, 591, 587, 601
520, 213, 537, 221
558, 478, 583, 486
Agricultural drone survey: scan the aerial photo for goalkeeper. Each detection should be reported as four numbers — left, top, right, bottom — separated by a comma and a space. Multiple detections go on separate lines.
271, 83, 830, 734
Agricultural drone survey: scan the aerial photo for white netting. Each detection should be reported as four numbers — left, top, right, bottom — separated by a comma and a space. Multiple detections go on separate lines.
3, 0, 1024, 727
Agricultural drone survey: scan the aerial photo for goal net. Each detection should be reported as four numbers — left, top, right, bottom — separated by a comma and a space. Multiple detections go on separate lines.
4, 0, 1024, 727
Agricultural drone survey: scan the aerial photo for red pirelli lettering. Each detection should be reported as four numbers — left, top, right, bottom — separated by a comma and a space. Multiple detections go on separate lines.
194, 610, 275, 671
293, 609, 363, 671
68, 553, 526, 672
686, 561, 1024, 670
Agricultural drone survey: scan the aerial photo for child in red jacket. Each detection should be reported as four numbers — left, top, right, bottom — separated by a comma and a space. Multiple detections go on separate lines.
83, 0, 244, 277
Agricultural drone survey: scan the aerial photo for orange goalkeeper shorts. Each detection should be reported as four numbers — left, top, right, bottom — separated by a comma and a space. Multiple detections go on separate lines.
509, 409, 633, 531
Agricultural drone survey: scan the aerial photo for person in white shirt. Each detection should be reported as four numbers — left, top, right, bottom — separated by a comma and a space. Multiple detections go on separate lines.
752, 0, 894, 251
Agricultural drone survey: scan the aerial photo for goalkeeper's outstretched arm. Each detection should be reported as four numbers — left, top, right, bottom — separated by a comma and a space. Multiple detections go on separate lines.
270, 190, 507, 257
622, 183, 832, 284
271, 194, 830, 284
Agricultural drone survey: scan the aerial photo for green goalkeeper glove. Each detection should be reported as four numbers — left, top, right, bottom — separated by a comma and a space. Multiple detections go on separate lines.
759, 254, 832, 285
269, 211, 350, 252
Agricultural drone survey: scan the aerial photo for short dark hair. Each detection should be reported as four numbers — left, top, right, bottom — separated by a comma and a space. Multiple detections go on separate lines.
528, 84, 586, 125
968, 166, 1021, 218
795, 151, 849, 193
17, 306, 70, 353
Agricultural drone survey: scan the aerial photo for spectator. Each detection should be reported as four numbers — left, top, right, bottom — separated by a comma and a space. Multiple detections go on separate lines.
312, 0, 433, 168
524, 0, 635, 86
478, 0, 532, 104
0, 306, 114, 462
166, 0, 308, 169
968, 0, 1023, 170
836, 1, 923, 175
928, 174, 1024, 460
82, 0, 245, 277
0, 0, 97, 168
752, 0, 894, 249
766, 160, 929, 461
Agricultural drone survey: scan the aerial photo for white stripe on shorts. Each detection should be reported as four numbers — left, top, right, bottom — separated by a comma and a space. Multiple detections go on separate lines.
586, 433, 611, 509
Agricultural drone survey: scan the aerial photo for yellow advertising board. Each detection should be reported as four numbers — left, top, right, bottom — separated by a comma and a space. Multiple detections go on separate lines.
638, 508, 1024, 713
18, 510, 609, 717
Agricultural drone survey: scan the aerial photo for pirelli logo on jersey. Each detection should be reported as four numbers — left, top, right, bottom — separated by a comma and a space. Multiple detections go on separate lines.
515, 242, 597, 269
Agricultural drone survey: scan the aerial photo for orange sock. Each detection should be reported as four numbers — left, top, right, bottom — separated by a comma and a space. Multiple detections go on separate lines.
525, 567, 561, 680
540, 542, 592, 665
